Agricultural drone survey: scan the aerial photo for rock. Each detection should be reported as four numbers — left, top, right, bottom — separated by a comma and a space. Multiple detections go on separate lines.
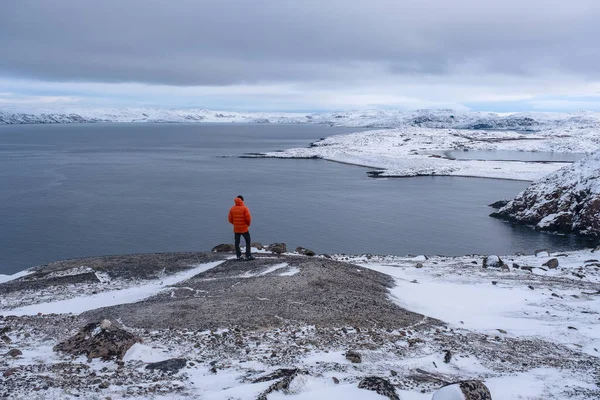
443, 350, 452, 363
54, 321, 141, 361
100, 319, 112, 330
99, 381, 110, 389
482, 255, 503, 268
528, 285, 535, 290
512, 263, 520, 269
488, 200, 509, 209
145, 358, 187, 373
1, 335, 11, 344
497, 329, 507, 334
535, 249, 549, 257
500, 263, 510, 271
415, 262, 424, 268
521, 266, 533, 272
295, 247, 316, 257
584, 259, 599, 263
543, 258, 559, 269
345, 349, 362, 363
358, 377, 400, 400
432, 380, 492, 400
255, 369, 307, 400
592, 245, 600, 253
6, 349, 22, 358
3, 368, 14, 377
490, 151, 600, 237
268, 243, 287, 255
491, 281, 497, 285
211, 244, 235, 253
332, 377, 340, 384
251, 242, 263, 250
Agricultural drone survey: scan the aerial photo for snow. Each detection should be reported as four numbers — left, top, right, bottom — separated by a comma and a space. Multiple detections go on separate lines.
4, 260, 224, 316
0, 269, 31, 284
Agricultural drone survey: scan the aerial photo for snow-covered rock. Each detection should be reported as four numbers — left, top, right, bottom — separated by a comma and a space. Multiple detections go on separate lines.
491, 150, 600, 236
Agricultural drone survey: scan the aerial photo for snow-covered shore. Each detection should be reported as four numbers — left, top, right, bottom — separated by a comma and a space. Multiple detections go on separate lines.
1, 249, 599, 399
259, 125, 600, 181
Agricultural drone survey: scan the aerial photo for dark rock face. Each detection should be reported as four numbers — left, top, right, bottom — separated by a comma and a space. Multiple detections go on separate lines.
295, 247, 316, 256
54, 321, 141, 361
543, 258, 559, 269
358, 377, 400, 400
488, 200, 509, 209
145, 358, 187, 373
491, 151, 600, 237
268, 243, 287, 255
212, 244, 235, 253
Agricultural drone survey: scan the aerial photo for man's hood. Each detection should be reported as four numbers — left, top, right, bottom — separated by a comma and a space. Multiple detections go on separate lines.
234, 197, 244, 206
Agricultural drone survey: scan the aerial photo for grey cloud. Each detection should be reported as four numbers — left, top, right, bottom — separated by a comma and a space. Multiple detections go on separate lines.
0, 0, 599, 86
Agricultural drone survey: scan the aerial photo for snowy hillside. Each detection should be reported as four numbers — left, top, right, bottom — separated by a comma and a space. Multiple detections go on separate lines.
491, 151, 600, 236
2, 106, 600, 131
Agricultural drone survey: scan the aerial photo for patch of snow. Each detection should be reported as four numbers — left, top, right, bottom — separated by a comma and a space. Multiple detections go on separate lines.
4, 260, 225, 316
279, 266, 301, 276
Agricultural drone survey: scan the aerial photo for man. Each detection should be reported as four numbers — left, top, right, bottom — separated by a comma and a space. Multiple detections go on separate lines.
228, 195, 255, 260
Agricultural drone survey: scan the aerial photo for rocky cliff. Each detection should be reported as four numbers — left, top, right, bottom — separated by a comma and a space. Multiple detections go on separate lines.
491, 150, 600, 236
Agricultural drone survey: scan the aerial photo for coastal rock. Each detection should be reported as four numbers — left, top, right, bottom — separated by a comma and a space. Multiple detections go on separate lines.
6, 349, 22, 358
267, 243, 287, 255
251, 242, 263, 250
357, 377, 400, 400
54, 321, 141, 361
488, 200, 509, 209
295, 247, 316, 256
211, 244, 235, 253
145, 358, 187, 373
432, 380, 492, 400
543, 258, 559, 269
415, 262, 424, 268
490, 150, 600, 236
483, 255, 503, 268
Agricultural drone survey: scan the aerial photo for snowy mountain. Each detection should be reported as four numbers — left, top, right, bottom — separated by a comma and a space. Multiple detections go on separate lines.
2, 106, 600, 131
491, 150, 600, 236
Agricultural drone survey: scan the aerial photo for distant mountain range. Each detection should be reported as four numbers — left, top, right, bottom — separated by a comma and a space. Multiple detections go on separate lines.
2, 107, 600, 131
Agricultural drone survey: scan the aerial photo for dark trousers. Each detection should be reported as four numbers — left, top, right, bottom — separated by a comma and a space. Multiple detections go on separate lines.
234, 231, 251, 258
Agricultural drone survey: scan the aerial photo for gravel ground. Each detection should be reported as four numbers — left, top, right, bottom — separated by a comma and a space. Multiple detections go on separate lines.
82, 255, 433, 330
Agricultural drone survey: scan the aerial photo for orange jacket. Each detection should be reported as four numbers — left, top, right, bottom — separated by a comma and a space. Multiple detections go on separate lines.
228, 197, 252, 233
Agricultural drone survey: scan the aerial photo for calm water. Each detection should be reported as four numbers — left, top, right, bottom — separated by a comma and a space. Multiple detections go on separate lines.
439, 150, 585, 162
0, 123, 594, 274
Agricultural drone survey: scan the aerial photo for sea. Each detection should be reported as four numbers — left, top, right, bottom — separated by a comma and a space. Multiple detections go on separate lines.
0, 123, 594, 274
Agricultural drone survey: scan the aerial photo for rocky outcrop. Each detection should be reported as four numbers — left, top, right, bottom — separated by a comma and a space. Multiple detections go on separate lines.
491, 150, 600, 236
295, 247, 316, 256
54, 320, 141, 361
267, 243, 287, 255
212, 244, 235, 253
432, 380, 492, 400
358, 377, 400, 400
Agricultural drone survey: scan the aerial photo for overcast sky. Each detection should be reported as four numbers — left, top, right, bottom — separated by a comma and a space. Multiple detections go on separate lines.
1, 0, 600, 112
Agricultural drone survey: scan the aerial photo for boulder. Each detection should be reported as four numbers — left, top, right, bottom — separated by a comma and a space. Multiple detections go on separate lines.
145, 358, 187, 373
345, 349, 362, 363
255, 369, 307, 400
358, 377, 400, 400
6, 349, 22, 358
543, 258, 559, 269
267, 243, 287, 255
54, 321, 141, 361
211, 244, 235, 253
483, 255, 503, 268
432, 380, 492, 400
415, 262, 424, 269
295, 247, 316, 257
251, 242, 263, 250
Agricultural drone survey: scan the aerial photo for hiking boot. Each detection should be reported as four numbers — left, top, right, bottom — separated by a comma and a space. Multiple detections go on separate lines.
236, 256, 244, 261
245, 255, 256, 261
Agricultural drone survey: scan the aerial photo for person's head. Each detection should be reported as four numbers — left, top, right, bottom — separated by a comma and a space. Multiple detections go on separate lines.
237, 195, 244, 201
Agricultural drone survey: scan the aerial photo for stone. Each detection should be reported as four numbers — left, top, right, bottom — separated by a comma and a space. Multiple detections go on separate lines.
415, 262, 424, 268
543, 258, 559, 269
211, 244, 235, 253
358, 377, 400, 400
345, 350, 362, 363
444, 350, 452, 363
295, 247, 316, 256
268, 243, 287, 255
535, 249, 549, 257
332, 377, 340, 384
488, 200, 509, 209
145, 358, 187, 373
251, 242, 263, 250
483, 255, 503, 268
6, 349, 22, 358
1, 335, 11, 344
54, 321, 141, 361
255, 369, 307, 400
521, 266, 533, 272
432, 380, 492, 400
